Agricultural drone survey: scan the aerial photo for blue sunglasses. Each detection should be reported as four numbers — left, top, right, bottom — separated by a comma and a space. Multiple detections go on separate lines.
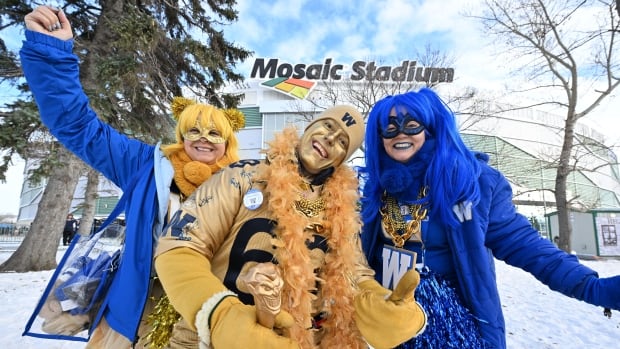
381, 114, 425, 139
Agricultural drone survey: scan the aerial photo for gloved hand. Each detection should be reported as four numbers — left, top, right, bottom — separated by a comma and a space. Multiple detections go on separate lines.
197, 296, 299, 349
156, 248, 300, 349
354, 269, 427, 349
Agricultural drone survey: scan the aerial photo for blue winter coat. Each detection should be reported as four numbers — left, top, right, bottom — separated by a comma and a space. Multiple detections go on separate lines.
363, 158, 620, 349
20, 30, 174, 342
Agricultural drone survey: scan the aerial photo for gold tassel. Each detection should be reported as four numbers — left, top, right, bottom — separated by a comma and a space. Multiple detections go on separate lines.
143, 295, 182, 349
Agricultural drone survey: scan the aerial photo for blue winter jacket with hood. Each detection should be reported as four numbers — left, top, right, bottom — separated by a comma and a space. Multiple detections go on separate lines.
20, 30, 174, 342
362, 155, 620, 349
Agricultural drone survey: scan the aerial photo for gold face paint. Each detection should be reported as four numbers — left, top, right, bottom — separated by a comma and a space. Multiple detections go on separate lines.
298, 119, 349, 174
183, 126, 226, 144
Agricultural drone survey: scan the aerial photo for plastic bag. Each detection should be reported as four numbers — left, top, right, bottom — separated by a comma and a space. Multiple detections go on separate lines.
24, 223, 125, 341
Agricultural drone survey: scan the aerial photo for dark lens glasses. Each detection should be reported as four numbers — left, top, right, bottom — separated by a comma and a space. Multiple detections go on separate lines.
381, 115, 425, 139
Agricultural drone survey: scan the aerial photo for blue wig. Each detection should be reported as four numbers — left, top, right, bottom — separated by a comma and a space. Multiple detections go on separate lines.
361, 88, 481, 233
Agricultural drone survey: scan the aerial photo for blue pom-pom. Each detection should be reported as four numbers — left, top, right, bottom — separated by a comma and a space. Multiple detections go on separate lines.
397, 270, 489, 349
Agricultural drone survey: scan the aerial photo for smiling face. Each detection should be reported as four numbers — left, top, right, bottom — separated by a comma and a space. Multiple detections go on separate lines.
298, 118, 350, 174
180, 116, 229, 164
183, 136, 226, 164
382, 108, 426, 163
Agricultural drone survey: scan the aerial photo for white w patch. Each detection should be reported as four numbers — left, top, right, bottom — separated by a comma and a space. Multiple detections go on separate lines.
452, 201, 473, 223
381, 245, 416, 289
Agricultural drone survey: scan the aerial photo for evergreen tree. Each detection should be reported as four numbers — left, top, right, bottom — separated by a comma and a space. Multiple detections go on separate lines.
0, 0, 251, 271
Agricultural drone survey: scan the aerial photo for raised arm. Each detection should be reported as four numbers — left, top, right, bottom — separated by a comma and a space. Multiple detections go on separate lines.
20, 6, 154, 188
24, 6, 73, 40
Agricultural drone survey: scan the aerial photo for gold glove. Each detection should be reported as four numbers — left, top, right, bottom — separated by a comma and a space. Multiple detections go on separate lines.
200, 296, 300, 349
354, 269, 427, 349
156, 248, 299, 349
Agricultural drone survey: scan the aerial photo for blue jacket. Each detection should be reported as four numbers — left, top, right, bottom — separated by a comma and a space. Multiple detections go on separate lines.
363, 159, 620, 348
20, 30, 174, 342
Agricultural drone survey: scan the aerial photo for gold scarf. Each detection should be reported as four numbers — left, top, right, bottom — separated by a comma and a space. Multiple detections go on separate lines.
257, 127, 366, 349
168, 150, 222, 198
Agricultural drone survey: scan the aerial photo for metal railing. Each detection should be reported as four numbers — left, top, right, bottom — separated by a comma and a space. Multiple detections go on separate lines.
0, 226, 29, 242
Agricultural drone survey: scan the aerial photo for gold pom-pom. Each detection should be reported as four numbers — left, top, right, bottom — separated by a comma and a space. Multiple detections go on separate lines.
144, 295, 182, 349
171, 97, 196, 121
223, 108, 246, 132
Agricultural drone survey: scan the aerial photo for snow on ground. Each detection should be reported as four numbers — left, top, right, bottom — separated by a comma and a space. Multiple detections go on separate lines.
1, 249, 619, 348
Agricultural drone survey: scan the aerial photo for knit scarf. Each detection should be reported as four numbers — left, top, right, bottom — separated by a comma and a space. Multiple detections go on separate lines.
168, 151, 223, 198
257, 127, 366, 349
379, 138, 435, 204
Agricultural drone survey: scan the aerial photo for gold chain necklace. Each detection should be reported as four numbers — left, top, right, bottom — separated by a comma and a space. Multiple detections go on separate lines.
293, 182, 326, 218
294, 197, 326, 217
380, 187, 428, 248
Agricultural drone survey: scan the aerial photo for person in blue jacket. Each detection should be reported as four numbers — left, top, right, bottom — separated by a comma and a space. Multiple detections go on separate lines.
359, 88, 620, 349
21, 6, 244, 348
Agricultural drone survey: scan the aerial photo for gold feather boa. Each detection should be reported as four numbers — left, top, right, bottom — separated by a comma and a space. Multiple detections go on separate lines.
257, 127, 366, 349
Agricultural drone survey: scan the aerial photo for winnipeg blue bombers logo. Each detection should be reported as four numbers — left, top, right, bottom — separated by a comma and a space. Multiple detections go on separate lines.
381, 245, 416, 289
166, 211, 196, 241
341, 112, 357, 127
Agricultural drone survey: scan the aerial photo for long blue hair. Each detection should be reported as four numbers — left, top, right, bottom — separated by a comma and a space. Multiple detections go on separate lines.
361, 88, 481, 232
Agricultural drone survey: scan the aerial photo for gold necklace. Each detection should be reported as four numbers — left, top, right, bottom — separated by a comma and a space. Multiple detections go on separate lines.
294, 182, 325, 218
380, 187, 428, 248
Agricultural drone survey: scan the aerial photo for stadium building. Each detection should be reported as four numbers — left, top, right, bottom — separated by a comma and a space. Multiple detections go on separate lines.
15, 58, 620, 256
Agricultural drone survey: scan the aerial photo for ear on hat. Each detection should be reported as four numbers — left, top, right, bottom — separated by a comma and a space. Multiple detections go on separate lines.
222, 108, 246, 132
171, 97, 196, 121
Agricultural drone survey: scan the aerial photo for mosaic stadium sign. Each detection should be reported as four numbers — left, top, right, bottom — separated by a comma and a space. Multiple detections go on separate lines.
250, 58, 454, 99
250, 58, 454, 83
